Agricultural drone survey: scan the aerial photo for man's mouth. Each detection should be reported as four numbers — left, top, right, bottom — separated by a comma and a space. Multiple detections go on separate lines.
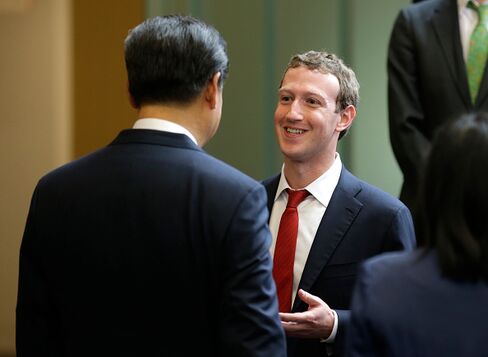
286, 127, 305, 134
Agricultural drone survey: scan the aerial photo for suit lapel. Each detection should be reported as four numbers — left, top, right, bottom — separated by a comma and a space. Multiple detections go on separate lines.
263, 174, 280, 216
292, 168, 363, 312
431, 0, 472, 109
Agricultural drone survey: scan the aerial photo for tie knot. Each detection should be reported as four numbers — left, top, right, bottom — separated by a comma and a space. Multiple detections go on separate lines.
469, 1, 488, 20
286, 189, 309, 208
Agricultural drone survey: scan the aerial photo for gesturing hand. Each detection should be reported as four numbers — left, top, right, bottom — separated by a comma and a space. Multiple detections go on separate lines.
279, 289, 336, 339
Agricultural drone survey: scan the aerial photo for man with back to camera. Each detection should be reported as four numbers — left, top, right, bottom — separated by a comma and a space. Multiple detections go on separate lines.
262, 50, 416, 357
16, 15, 286, 357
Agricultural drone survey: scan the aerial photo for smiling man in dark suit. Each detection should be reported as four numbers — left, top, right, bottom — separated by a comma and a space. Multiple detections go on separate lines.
388, 0, 488, 220
262, 50, 416, 357
16, 15, 286, 357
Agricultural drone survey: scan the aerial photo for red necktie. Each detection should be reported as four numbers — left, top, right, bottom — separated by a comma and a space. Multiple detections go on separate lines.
273, 189, 309, 312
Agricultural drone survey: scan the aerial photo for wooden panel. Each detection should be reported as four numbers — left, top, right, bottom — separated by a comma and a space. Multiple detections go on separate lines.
73, 0, 144, 158
0, 0, 33, 13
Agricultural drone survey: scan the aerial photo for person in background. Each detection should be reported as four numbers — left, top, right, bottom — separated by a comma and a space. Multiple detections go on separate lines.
262, 50, 416, 357
388, 0, 488, 221
346, 112, 488, 356
16, 15, 286, 357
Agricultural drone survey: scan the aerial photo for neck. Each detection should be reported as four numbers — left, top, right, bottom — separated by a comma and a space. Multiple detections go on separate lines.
283, 153, 336, 189
137, 102, 208, 146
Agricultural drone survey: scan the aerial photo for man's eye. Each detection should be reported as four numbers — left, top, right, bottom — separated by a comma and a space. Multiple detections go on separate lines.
280, 96, 292, 102
306, 98, 320, 105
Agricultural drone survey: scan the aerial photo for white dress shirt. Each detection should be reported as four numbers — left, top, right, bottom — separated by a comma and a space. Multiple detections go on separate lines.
133, 118, 198, 145
269, 154, 342, 342
458, 0, 486, 62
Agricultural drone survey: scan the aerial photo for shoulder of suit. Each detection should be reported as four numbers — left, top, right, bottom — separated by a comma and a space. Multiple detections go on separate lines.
347, 174, 408, 211
36, 146, 108, 187
261, 173, 280, 188
403, 0, 451, 15
195, 153, 264, 191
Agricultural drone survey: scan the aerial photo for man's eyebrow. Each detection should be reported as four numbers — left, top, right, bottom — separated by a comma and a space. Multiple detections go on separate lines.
278, 87, 326, 100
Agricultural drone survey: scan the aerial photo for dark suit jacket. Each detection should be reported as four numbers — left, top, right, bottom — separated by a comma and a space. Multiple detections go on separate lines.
346, 249, 488, 356
388, 0, 488, 215
17, 129, 286, 357
263, 167, 416, 357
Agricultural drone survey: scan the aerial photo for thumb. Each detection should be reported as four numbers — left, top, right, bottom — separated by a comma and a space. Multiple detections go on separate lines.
297, 289, 323, 307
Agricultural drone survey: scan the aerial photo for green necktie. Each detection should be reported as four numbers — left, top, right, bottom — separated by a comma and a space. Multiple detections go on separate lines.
467, 1, 488, 103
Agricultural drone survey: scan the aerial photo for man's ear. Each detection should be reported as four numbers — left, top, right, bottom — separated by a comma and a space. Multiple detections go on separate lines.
336, 105, 356, 133
204, 72, 222, 109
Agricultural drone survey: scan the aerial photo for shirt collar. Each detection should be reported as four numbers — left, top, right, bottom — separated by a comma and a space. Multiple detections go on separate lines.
275, 153, 343, 208
133, 118, 198, 145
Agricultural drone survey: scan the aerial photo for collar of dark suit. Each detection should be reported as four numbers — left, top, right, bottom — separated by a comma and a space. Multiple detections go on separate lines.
110, 129, 202, 152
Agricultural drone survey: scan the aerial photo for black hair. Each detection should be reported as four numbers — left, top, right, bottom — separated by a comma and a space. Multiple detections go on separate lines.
418, 112, 488, 282
124, 15, 229, 107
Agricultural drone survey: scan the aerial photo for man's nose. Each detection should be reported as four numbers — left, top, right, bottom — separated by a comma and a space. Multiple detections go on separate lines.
285, 100, 303, 121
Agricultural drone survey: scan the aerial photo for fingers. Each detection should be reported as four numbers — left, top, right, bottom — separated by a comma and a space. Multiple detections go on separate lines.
297, 289, 328, 308
280, 290, 336, 339
280, 309, 332, 339
280, 311, 308, 323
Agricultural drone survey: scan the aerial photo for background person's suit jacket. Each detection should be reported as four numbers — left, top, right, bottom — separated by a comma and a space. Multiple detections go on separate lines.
388, 0, 488, 215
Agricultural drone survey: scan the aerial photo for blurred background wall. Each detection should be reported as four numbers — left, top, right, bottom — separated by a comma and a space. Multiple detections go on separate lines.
0, 0, 72, 353
0, 0, 408, 354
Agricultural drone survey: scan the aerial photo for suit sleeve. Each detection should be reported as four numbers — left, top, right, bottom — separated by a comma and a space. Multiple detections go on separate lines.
218, 184, 286, 357
16, 185, 61, 357
344, 264, 378, 357
388, 8, 431, 199
334, 203, 415, 353
382, 204, 416, 252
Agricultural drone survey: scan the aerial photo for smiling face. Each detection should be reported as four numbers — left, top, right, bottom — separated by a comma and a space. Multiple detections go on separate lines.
274, 66, 351, 171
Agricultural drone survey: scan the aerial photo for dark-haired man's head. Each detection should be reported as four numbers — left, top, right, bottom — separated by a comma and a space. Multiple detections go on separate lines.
124, 15, 228, 107
124, 15, 229, 146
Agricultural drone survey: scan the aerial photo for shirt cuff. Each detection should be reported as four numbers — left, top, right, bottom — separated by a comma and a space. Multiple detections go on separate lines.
320, 309, 338, 343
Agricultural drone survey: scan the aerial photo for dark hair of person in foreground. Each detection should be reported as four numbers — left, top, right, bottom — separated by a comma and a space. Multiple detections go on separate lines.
417, 111, 488, 282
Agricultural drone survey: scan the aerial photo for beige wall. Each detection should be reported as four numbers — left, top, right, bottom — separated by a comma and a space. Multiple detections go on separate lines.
73, 0, 143, 157
0, 0, 142, 354
0, 0, 71, 353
